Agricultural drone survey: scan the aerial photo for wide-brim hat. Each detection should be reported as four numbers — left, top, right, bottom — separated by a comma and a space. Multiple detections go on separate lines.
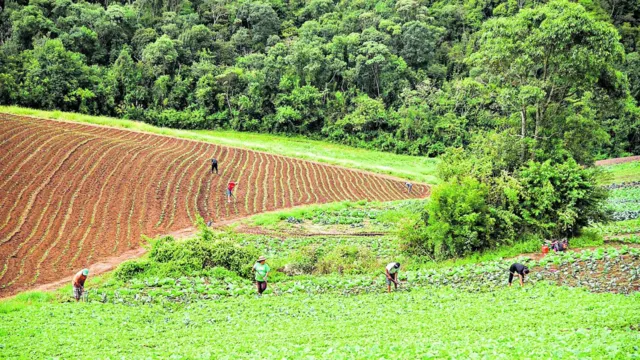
257, 256, 267, 262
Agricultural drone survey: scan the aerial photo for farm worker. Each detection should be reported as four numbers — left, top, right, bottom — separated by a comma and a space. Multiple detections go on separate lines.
385, 262, 401, 292
405, 182, 413, 194
72, 268, 89, 302
550, 238, 568, 252
508, 263, 530, 287
253, 256, 270, 295
211, 158, 218, 174
227, 181, 238, 203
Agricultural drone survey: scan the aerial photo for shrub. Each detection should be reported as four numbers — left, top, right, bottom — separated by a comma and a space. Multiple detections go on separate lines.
115, 221, 260, 281
315, 245, 376, 275
283, 245, 324, 275
149, 236, 259, 278
422, 177, 497, 260
518, 159, 610, 238
114, 259, 150, 281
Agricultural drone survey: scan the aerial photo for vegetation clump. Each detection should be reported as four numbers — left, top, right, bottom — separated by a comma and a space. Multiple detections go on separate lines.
116, 218, 259, 281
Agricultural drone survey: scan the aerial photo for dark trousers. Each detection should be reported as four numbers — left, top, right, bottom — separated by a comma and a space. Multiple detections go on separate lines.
211, 163, 218, 174
257, 281, 267, 294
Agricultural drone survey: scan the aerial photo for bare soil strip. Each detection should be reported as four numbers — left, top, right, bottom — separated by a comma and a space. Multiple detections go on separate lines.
595, 156, 640, 166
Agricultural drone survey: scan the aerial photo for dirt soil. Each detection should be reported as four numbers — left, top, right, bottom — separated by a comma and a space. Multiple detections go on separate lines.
0, 113, 430, 297
595, 155, 640, 166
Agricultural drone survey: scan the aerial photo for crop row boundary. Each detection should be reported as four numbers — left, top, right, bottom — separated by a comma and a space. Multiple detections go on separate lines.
0, 112, 433, 190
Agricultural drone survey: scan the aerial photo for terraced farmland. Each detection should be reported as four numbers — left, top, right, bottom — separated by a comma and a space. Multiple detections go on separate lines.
0, 113, 429, 296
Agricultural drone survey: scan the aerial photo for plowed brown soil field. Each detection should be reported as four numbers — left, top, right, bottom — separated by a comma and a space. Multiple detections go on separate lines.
0, 113, 429, 296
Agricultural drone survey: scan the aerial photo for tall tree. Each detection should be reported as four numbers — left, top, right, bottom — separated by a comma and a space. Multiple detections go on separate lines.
470, 0, 628, 163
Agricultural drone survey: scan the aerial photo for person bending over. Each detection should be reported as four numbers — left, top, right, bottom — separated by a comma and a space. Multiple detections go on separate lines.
385, 262, 401, 292
72, 268, 89, 302
508, 263, 530, 287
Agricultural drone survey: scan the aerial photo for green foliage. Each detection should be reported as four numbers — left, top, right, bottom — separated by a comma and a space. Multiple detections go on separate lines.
115, 220, 259, 281
3, 248, 640, 357
283, 245, 324, 275
0, 0, 637, 157
314, 245, 377, 275
114, 259, 150, 281
420, 177, 496, 259
147, 236, 259, 279
403, 130, 611, 260
518, 159, 610, 237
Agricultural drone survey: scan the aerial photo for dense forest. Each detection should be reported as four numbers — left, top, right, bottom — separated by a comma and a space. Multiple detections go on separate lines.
0, 0, 638, 157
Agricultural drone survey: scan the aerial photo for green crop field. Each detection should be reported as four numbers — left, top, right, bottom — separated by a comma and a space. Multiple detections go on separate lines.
601, 161, 640, 184
3, 242, 640, 358
1, 286, 639, 358
2, 264, 640, 358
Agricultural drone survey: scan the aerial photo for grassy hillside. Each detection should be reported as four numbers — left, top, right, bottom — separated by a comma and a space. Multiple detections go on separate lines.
0, 106, 439, 184
602, 161, 640, 184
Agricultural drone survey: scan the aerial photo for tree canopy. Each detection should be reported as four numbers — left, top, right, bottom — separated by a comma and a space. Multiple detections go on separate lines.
0, 0, 638, 158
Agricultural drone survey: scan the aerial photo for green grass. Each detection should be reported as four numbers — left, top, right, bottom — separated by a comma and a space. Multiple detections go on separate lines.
1, 284, 639, 358
593, 218, 640, 236
0, 291, 53, 314
0, 106, 439, 183
601, 161, 640, 184
246, 199, 424, 228
248, 200, 366, 227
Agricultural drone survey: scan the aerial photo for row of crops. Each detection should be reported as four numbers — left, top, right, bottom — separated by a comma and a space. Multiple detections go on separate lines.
5, 280, 640, 358
607, 185, 640, 221
82, 246, 640, 305
237, 234, 398, 259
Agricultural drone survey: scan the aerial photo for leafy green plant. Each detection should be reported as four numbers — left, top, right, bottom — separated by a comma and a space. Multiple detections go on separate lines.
315, 245, 377, 275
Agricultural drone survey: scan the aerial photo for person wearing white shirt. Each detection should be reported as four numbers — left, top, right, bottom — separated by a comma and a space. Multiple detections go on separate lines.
385, 262, 400, 292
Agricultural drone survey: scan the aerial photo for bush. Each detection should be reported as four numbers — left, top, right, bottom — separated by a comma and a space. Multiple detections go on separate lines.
283, 245, 324, 275
114, 259, 150, 281
149, 236, 259, 279
115, 224, 260, 281
315, 245, 376, 275
421, 177, 497, 260
518, 159, 609, 238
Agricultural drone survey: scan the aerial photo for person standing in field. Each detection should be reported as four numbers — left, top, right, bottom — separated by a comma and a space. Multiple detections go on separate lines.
508, 263, 530, 287
211, 158, 218, 174
72, 268, 89, 302
226, 180, 238, 203
405, 182, 413, 194
385, 262, 401, 292
253, 256, 270, 295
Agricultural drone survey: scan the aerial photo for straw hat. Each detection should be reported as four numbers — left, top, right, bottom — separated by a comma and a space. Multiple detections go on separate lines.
257, 255, 267, 262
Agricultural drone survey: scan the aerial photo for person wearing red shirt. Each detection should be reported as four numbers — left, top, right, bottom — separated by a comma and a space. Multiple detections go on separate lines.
227, 181, 239, 203
72, 268, 89, 302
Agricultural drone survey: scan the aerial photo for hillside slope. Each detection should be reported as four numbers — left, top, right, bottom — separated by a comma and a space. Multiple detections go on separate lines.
0, 113, 429, 296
